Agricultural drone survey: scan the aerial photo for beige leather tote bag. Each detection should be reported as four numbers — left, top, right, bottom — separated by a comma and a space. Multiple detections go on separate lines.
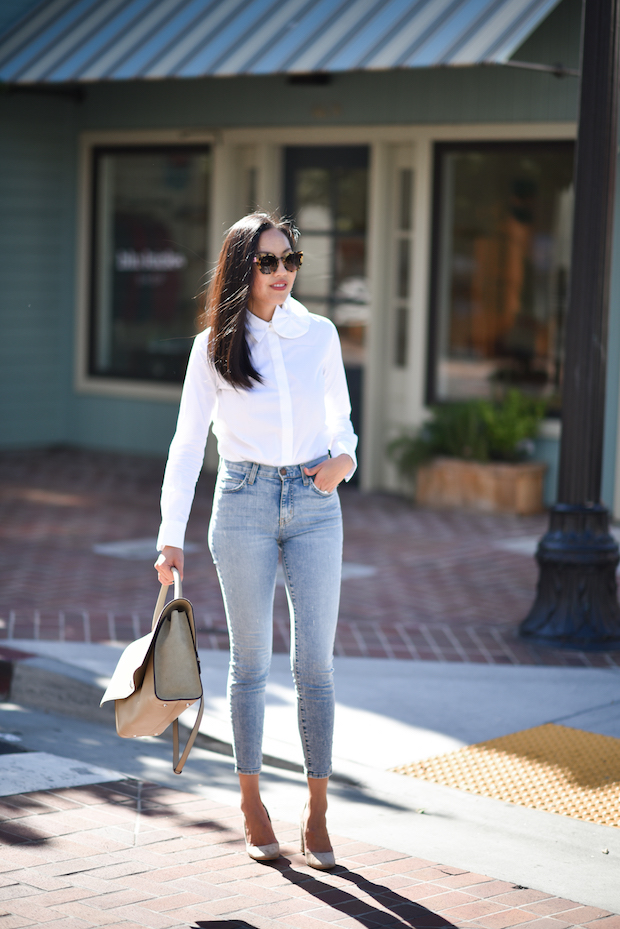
101, 568, 204, 774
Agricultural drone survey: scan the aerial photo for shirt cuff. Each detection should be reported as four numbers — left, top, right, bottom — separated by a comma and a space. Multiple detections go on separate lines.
156, 520, 187, 551
331, 441, 358, 481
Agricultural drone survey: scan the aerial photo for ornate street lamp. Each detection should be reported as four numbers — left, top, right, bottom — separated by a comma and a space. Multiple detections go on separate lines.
520, 0, 620, 648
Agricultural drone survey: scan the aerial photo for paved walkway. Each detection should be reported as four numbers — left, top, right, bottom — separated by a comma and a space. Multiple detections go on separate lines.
0, 447, 619, 668
1, 449, 619, 926
0, 776, 618, 929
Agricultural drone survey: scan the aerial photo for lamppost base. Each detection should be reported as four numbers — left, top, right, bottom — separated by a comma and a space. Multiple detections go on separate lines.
519, 504, 620, 650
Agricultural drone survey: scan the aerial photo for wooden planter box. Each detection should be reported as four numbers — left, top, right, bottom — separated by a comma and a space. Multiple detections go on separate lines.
415, 457, 547, 516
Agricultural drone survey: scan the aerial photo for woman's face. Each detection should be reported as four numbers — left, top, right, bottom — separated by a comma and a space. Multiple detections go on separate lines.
248, 228, 297, 318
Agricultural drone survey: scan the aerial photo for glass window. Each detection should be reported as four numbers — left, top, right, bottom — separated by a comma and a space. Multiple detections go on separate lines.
429, 141, 574, 411
89, 145, 211, 383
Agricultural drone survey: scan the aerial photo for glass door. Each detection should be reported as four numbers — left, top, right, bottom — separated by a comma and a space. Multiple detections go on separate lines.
284, 146, 369, 474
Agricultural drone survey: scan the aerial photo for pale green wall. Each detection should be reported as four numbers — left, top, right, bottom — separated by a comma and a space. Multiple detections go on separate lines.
67, 395, 180, 453
77, 66, 578, 134
0, 93, 76, 446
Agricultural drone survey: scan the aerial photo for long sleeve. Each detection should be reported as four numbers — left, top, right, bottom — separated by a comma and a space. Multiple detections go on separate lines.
157, 331, 216, 550
323, 323, 358, 480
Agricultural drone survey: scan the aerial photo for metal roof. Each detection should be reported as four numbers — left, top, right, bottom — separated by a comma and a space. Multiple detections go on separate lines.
0, 0, 563, 84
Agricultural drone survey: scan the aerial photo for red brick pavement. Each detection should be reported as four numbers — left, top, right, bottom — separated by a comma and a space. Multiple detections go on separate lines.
0, 778, 616, 928
1, 447, 619, 668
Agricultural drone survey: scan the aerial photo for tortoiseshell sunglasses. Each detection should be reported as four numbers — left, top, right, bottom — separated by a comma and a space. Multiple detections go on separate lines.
253, 251, 303, 274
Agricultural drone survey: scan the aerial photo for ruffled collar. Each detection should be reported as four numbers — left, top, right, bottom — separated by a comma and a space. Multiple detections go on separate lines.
246, 295, 311, 342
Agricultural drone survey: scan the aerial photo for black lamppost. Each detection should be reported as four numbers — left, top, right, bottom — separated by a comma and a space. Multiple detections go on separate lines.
520, 0, 620, 649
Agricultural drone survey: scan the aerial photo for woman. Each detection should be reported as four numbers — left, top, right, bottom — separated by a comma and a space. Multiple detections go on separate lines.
155, 212, 357, 870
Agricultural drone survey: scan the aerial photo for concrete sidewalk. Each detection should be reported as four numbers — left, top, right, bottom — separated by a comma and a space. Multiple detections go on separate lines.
1, 448, 619, 925
1, 640, 619, 915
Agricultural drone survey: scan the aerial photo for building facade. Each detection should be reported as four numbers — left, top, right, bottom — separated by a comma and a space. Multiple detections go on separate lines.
4, 0, 620, 512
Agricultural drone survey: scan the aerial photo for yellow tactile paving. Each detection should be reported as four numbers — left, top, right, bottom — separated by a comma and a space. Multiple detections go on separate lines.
394, 723, 620, 827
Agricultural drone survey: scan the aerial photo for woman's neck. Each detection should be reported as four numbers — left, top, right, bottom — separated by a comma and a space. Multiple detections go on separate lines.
248, 298, 277, 322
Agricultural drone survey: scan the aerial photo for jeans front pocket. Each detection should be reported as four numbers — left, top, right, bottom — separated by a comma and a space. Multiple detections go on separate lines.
309, 479, 334, 497
218, 469, 248, 494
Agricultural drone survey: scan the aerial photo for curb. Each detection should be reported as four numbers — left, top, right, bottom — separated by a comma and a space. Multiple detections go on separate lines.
0, 646, 116, 725
9, 661, 117, 726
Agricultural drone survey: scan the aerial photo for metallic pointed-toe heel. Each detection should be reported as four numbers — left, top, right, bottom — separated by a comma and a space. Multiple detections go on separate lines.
300, 805, 336, 870
244, 806, 280, 862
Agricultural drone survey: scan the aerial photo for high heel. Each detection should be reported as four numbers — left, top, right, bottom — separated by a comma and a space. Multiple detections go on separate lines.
244, 805, 280, 862
300, 803, 336, 870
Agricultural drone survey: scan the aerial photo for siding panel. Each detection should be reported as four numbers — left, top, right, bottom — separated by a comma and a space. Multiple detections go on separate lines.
69, 395, 180, 456
0, 94, 76, 446
78, 66, 579, 131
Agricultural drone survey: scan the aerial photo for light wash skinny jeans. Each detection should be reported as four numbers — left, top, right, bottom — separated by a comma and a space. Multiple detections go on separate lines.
208, 456, 343, 778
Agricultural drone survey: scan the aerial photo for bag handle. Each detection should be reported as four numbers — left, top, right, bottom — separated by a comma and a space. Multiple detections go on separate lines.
152, 566, 183, 630
151, 566, 203, 773
173, 695, 205, 774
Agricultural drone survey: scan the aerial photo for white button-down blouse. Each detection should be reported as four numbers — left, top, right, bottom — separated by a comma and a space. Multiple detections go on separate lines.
157, 295, 358, 550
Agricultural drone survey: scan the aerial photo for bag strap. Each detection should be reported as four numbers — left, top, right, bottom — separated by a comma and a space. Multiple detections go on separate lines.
152, 567, 183, 630
173, 694, 205, 774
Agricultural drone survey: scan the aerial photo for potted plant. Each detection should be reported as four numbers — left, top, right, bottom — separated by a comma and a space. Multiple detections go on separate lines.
387, 390, 547, 515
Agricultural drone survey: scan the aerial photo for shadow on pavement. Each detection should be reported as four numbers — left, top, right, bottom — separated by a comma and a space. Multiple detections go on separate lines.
194, 923, 261, 928
265, 859, 455, 927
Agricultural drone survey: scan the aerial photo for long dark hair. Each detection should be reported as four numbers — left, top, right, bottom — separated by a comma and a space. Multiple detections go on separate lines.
200, 212, 299, 389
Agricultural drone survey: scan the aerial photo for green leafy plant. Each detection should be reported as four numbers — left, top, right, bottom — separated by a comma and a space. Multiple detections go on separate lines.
480, 390, 546, 462
388, 390, 546, 478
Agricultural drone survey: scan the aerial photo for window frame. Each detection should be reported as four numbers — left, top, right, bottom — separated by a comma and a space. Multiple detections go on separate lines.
283, 144, 370, 322
425, 138, 576, 408
75, 130, 215, 402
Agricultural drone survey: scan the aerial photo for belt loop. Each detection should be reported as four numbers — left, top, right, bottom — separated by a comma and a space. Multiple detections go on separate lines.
301, 463, 310, 485
248, 462, 259, 484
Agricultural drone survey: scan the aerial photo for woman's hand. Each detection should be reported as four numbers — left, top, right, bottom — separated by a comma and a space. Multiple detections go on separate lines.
304, 454, 353, 494
154, 546, 184, 585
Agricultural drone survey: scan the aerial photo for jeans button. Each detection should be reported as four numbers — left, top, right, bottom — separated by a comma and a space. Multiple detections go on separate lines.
279, 467, 286, 476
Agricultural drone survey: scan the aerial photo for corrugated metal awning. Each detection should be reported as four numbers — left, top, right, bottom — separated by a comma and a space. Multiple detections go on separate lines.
0, 0, 563, 84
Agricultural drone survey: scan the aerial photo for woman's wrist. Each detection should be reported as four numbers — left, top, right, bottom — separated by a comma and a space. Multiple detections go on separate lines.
336, 453, 353, 468
332, 454, 354, 480
155, 545, 185, 583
